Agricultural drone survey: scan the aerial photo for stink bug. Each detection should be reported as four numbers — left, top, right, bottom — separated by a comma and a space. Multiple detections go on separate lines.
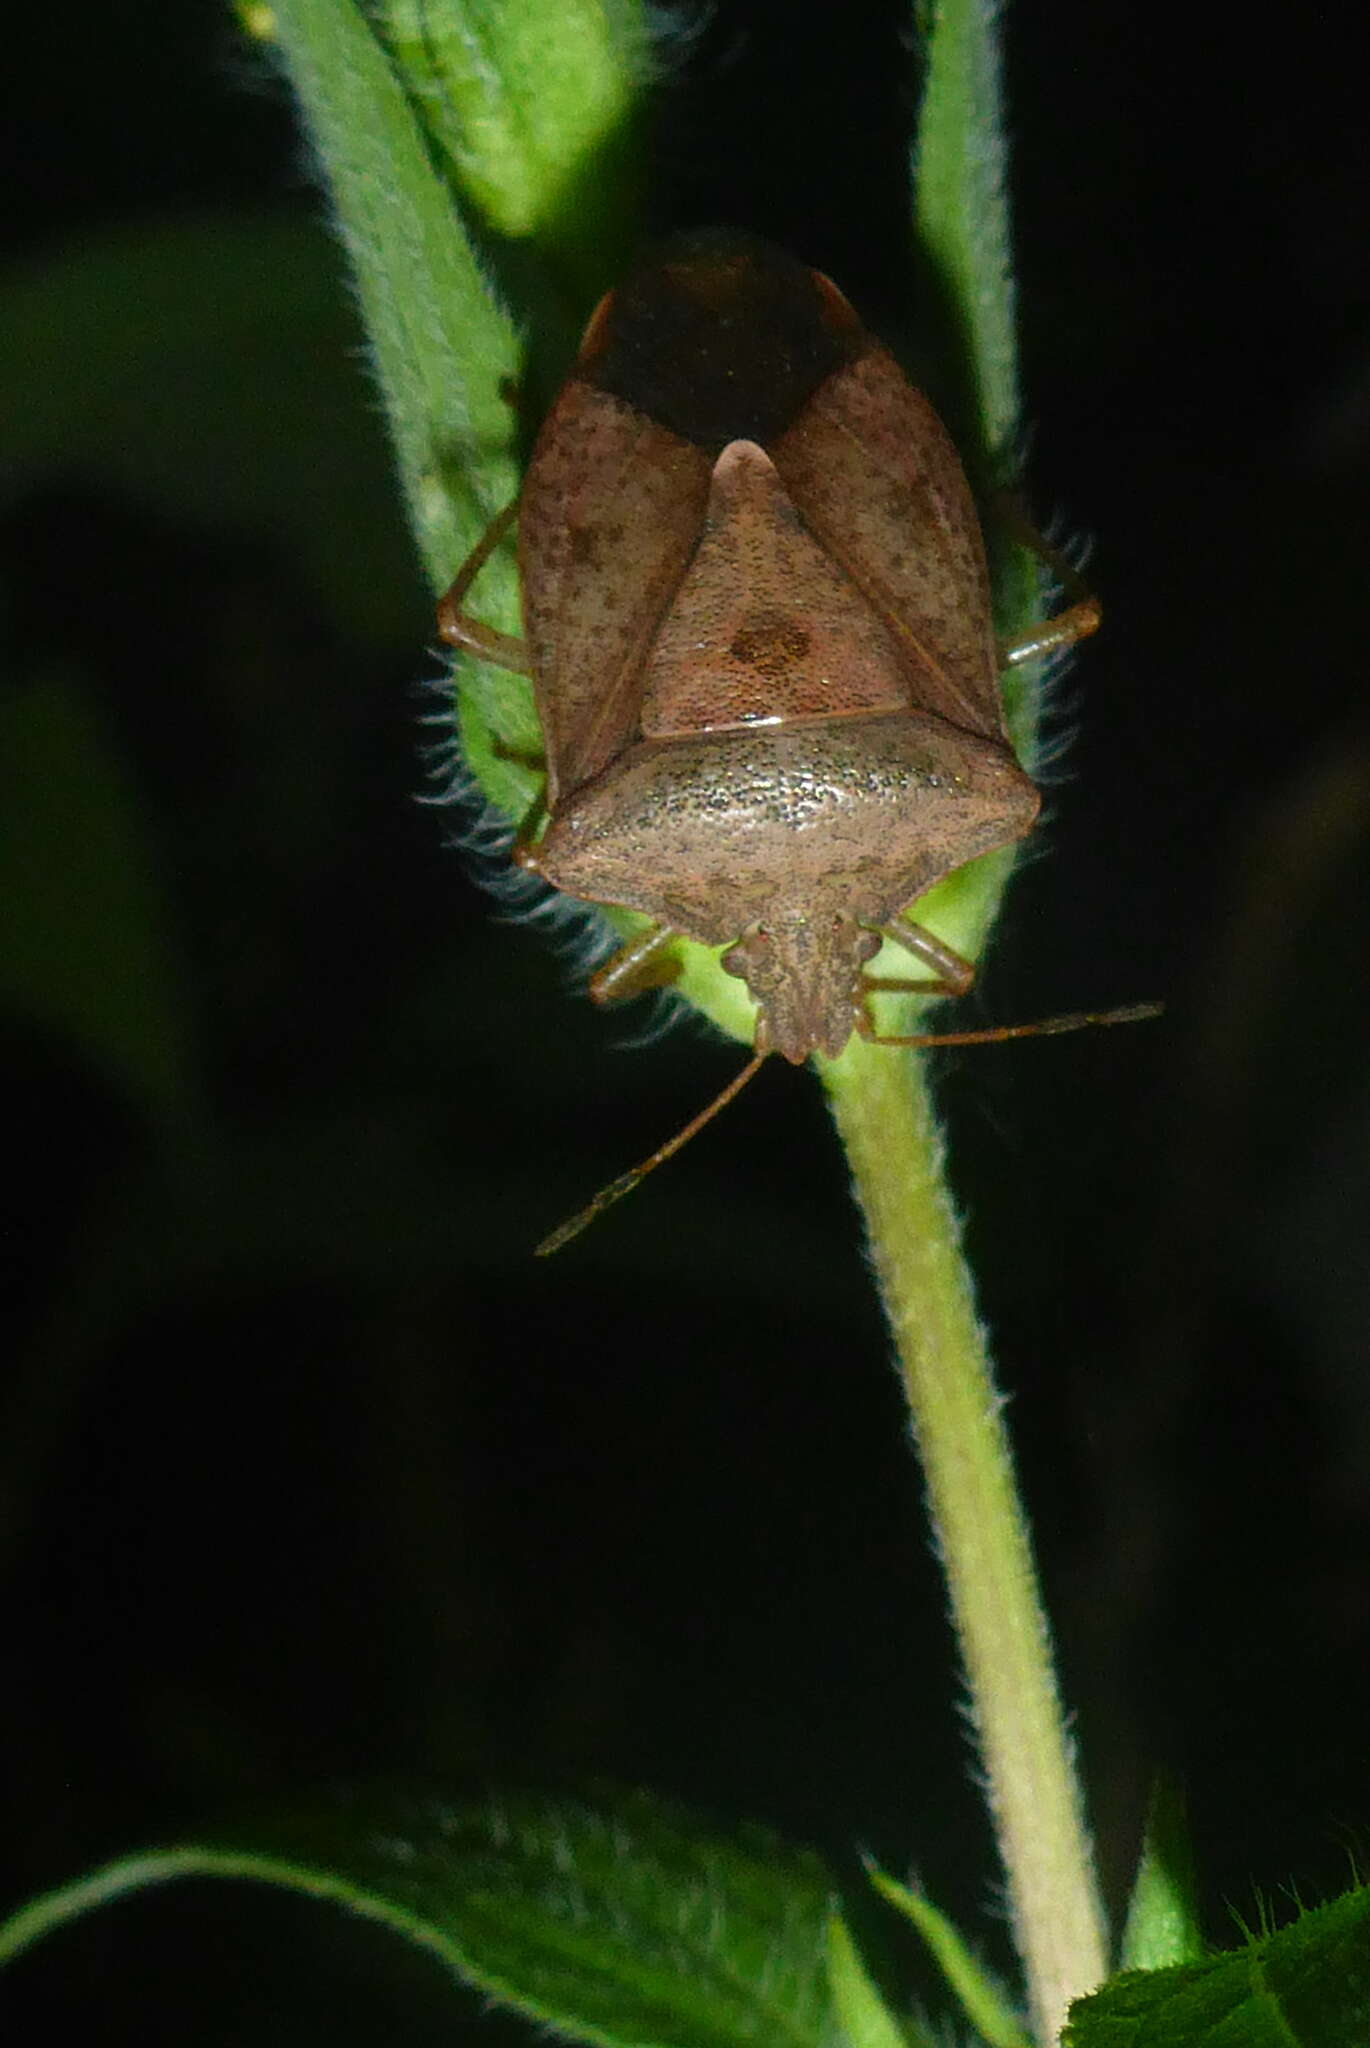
439, 229, 1149, 1247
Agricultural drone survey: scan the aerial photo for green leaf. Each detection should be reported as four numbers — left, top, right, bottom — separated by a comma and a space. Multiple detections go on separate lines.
825, 1913, 933, 2048
268, 0, 534, 820
914, 0, 1019, 475
264, 0, 647, 828
866, 1864, 1030, 2048
373, 0, 646, 301
0, 673, 198, 1130
1064, 1884, 1370, 2046
0, 1792, 840, 2048
270, 0, 521, 583
907, 0, 1045, 967
1118, 1780, 1205, 1974
913, 0, 1011, 468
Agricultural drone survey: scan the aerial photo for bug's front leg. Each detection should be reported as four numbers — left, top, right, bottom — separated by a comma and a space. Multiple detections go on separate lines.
511, 849, 680, 1002
1000, 598, 1101, 669
875, 919, 976, 993
853, 919, 977, 1041
587, 923, 684, 1005
436, 499, 532, 676
992, 492, 1103, 668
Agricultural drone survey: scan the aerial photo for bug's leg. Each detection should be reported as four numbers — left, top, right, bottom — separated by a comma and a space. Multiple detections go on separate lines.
993, 493, 1103, 668
509, 790, 551, 876
852, 920, 975, 1039
875, 919, 976, 993
436, 499, 532, 676
1000, 599, 1101, 669
588, 923, 683, 1006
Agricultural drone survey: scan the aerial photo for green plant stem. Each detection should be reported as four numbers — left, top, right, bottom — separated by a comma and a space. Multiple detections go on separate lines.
822, 1036, 1108, 2047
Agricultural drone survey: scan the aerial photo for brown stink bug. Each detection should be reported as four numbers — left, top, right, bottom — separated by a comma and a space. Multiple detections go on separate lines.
439, 230, 1151, 1248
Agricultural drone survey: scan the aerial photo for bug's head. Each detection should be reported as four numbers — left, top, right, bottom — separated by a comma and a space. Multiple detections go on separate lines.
723, 906, 881, 1064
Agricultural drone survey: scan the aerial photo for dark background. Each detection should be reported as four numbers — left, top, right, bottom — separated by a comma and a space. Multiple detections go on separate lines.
4, 1, 1370, 2038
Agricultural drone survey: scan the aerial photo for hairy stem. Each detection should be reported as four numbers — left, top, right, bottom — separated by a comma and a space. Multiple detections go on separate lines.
822, 1037, 1108, 2045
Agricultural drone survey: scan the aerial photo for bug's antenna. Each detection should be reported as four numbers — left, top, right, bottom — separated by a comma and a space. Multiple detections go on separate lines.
537, 1005, 1162, 1254
866, 1001, 1163, 1050
536, 1052, 768, 1256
